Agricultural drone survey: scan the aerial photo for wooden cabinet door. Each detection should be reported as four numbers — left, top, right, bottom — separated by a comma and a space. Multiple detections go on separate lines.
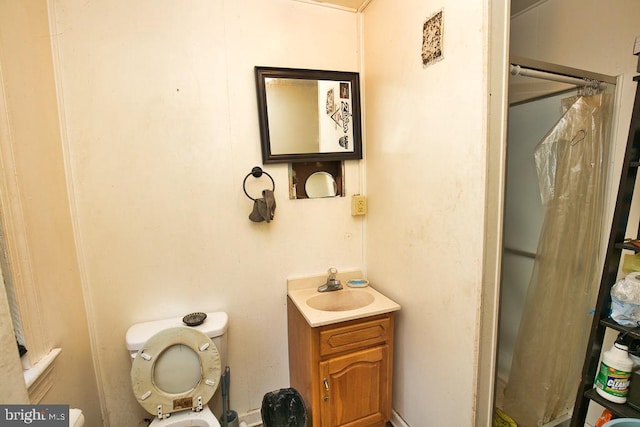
319, 345, 390, 427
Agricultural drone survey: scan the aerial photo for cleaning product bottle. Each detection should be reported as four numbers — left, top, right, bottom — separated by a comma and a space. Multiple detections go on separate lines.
595, 341, 634, 403
595, 409, 613, 427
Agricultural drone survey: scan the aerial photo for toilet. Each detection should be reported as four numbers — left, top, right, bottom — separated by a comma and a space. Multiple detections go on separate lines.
69, 408, 84, 427
125, 312, 229, 426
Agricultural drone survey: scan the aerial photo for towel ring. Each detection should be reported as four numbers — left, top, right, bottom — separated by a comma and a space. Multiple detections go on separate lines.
243, 166, 275, 201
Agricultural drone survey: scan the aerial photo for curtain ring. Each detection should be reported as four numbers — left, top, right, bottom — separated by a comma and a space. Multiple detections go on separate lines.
243, 166, 275, 201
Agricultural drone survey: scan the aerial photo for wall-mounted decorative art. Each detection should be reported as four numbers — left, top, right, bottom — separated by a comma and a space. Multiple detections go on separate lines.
422, 9, 444, 67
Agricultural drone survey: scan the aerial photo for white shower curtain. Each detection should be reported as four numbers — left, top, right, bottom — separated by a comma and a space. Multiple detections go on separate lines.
503, 93, 613, 426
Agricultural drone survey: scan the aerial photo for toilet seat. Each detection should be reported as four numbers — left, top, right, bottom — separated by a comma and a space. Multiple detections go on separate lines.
131, 326, 221, 419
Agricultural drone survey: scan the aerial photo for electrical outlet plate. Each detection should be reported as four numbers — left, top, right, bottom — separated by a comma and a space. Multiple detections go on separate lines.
351, 195, 367, 216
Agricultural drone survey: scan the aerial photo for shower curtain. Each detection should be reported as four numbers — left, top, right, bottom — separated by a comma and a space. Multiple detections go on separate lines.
503, 93, 613, 426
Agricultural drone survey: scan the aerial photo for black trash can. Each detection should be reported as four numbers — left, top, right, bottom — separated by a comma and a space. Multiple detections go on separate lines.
261, 388, 307, 427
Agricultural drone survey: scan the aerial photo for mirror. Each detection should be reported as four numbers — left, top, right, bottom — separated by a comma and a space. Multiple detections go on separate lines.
255, 66, 363, 164
305, 172, 337, 198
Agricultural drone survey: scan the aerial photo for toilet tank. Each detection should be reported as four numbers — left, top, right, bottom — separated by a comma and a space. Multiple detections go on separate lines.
125, 312, 229, 368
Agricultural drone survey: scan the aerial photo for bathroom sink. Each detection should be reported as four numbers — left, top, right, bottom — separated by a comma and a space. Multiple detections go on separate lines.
287, 271, 400, 327
306, 290, 375, 312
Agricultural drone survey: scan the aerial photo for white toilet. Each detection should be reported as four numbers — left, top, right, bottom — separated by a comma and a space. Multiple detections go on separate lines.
125, 312, 229, 427
69, 408, 84, 427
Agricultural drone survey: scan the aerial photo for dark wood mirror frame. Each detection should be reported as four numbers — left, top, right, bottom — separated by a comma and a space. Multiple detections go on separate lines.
255, 66, 363, 164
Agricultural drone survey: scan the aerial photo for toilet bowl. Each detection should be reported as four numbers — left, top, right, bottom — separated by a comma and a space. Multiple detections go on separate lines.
126, 312, 229, 427
69, 408, 84, 427
147, 406, 219, 427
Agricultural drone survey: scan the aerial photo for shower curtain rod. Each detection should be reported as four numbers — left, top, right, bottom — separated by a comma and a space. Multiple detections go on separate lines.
510, 64, 601, 89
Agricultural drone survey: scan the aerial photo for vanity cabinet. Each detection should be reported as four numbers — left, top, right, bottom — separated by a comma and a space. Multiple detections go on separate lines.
287, 297, 395, 427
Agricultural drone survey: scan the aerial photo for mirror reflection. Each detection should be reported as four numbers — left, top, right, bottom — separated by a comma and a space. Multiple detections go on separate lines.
265, 78, 353, 155
255, 67, 362, 164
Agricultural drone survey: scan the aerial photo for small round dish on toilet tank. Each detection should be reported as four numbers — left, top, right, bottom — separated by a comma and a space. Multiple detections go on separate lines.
182, 312, 207, 326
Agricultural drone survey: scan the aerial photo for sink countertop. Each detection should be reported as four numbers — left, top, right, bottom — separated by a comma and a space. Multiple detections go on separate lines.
287, 271, 401, 327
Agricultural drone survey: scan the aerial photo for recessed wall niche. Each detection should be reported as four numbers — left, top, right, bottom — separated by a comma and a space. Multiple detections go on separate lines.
289, 161, 344, 199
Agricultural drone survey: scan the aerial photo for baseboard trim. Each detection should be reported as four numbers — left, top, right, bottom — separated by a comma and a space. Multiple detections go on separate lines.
239, 408, 262, 427
238, 407, 409, 427
390, 409, 410, 427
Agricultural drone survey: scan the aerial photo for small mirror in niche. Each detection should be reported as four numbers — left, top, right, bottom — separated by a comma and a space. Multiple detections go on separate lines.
306, 172, 336, 198
289, 161, 344, 199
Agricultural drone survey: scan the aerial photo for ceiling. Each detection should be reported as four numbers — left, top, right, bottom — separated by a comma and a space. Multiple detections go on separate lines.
511, 0, 546, 16
296, 0, 370, 12
301, 0, 545, 15
320, 0, 367, 10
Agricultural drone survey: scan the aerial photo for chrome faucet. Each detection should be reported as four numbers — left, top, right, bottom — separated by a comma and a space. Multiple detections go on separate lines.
317, 267, 343, 292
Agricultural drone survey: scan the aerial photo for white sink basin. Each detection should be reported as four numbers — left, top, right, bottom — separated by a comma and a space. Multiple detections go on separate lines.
307, 290, 375, 312
287, 271, 400, 327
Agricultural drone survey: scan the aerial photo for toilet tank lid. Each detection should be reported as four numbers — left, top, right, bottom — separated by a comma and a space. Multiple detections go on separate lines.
125, 312, 228, 351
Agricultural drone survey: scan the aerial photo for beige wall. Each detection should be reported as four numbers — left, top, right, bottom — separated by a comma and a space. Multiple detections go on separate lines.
363, 0, 489, 425
0, 0, 102, 423
51, 0, 364, 425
